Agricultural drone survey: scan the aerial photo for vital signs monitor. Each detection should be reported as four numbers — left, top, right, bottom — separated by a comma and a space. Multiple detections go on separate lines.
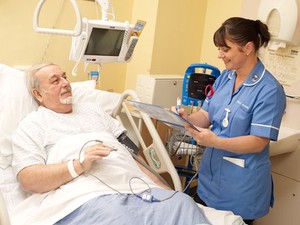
69, 19, 141, 64
182, 63, 220, 106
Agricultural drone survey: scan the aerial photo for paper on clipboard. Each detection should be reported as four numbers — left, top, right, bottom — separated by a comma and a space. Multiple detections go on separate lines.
125, 100, 199, 131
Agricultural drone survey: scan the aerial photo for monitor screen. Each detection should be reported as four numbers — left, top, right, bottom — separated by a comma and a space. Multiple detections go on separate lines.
69, 19, 136, 65
85, 28, 125, 56
188, 73, 216, 100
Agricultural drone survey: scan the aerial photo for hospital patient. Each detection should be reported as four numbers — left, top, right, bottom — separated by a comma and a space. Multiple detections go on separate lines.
11, 63, 210, 225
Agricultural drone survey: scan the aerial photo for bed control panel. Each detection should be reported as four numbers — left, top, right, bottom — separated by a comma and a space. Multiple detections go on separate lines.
149, 148, 161, 169
124, 36, 139, 61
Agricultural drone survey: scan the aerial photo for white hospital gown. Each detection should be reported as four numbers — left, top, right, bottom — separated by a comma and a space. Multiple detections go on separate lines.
12, 102, 126, 175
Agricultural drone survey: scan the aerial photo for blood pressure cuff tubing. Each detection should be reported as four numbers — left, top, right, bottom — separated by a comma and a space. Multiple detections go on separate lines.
117, 132, 140, 155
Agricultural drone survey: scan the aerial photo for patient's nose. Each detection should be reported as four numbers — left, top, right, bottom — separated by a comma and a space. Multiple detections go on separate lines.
61, 77, 70, 87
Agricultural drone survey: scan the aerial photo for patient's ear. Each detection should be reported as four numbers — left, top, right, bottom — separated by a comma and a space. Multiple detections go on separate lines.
32, 89, 42, 103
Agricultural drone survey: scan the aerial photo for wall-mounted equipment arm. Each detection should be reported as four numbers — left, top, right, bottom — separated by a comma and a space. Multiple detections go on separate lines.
33, 0, 82, 36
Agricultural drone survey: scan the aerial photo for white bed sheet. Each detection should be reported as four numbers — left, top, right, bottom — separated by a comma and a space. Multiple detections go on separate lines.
0, 166, 27, 216
198, 204, 245, 225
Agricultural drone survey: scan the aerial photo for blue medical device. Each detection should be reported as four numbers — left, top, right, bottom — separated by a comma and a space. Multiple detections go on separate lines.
177, 63, 220, 194
182, 63, 220, 106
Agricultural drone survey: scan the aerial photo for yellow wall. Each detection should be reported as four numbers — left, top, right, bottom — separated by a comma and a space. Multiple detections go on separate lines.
0, 0, 243, 92
199, 0, 243, 71
150, 0, 206, 75
125, 0, 207, 90
124, 0, 160, 90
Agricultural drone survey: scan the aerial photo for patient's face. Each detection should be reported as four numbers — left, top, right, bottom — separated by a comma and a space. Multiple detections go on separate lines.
34, 65, 73, 113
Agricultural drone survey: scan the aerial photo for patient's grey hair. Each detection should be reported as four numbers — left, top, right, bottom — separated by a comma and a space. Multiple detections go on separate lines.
25, 63, 55, 103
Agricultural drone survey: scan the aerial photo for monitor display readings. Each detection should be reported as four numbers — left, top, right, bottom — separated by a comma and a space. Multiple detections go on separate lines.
188, 73, 216, 100
85, 28, 125, 56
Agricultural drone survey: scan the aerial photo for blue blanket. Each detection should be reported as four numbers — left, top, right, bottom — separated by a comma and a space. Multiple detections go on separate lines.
55, 188, 211, 225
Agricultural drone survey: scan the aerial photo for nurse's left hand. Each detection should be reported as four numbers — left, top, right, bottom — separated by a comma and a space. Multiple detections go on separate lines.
185, 124, 218, 148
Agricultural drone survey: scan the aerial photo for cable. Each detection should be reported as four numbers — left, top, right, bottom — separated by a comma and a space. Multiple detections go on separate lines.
39, 0, 66, 62
90, 174, 128, 197
171, 132, 187, 156
78, 139, 127, 197
128, 151, 171, 188
169, 130, 203, 193
77, 139, 177, 202
129, 177, 178, 203
71, 19, 89, 76
182, 152, 199, 193
128, 151, 180, 202
128, 176, 151, 197
78, 139, 103, 163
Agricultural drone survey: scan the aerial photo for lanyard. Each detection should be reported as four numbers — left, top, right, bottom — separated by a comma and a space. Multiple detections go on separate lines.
205, 84, 214, 97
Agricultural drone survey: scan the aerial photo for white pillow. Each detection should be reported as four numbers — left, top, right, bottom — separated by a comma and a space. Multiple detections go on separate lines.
0, 65, 37, 169
73, 86, 122, 115
71, 79, 96, 90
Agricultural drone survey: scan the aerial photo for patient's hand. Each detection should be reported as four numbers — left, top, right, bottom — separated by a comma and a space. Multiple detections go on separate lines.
80, 143, 112, 172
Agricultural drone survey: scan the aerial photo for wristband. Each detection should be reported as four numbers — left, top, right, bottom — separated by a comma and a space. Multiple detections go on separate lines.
67, 160, 79, 178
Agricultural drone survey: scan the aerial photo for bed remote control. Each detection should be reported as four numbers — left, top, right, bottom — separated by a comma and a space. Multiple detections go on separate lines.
125, 37, 138, 61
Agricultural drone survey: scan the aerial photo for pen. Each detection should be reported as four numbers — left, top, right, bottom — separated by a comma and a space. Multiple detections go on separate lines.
176, 97, 181, 113
197, 100, 202, 111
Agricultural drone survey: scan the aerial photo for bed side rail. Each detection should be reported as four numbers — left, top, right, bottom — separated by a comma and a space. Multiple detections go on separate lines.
112, 90, 182, 191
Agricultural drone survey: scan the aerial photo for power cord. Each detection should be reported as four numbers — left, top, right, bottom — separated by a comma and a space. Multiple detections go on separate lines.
171, 132, 187, 156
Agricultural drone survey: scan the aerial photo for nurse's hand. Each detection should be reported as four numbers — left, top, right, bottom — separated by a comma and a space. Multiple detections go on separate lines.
185, 124, 218, 148
171, 106, 188, 120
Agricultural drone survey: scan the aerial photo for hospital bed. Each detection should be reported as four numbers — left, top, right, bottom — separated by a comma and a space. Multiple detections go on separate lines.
0, 64, 245, 225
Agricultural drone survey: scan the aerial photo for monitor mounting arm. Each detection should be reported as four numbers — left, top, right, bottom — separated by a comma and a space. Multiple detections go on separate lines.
33, 0, 82, 36
33, 0, 114, 36
96, 0, 112, 21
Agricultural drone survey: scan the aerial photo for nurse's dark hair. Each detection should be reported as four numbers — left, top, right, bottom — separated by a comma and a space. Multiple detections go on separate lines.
213, 17, 270, 52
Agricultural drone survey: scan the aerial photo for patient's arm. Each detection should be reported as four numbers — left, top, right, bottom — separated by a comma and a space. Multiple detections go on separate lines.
18, 143, 112, 193
18, 161, 82, 193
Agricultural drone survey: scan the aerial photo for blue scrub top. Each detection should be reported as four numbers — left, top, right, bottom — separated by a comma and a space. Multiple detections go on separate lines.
198, 59, 286, 219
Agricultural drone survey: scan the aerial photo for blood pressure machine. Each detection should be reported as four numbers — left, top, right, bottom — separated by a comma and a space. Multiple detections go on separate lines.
176, 63, 220, 193
181, 63, 220, 107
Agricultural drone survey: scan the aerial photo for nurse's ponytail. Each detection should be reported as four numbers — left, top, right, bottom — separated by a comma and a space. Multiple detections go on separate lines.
213, 17, 270, 52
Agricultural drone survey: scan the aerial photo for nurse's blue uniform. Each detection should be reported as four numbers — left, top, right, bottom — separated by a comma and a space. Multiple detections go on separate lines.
198, 59, 286, 220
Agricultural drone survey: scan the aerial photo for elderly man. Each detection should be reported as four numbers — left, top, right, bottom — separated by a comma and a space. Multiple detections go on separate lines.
11, 63, 210, 225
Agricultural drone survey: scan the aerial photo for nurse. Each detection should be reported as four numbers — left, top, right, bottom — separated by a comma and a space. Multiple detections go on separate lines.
176, 17, 286, 225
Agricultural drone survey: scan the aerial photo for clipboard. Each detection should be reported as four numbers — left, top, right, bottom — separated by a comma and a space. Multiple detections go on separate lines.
125, 100, 199, 132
